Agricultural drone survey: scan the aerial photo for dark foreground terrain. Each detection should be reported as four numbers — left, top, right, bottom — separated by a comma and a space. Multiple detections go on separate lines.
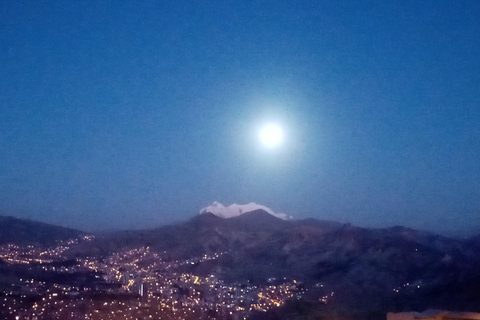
1, 213, 479, 319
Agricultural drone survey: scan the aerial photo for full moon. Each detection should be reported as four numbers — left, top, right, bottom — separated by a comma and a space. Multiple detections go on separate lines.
259, 123, 284, 148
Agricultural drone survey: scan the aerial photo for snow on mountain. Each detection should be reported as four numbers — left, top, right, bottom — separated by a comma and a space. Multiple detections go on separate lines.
199, 201, 292, 220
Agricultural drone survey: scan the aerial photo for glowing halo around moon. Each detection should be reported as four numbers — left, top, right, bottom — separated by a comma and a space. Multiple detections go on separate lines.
258, 123, 284, 148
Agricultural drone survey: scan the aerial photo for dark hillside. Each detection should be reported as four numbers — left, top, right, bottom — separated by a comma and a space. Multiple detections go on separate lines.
0, 215, 83, 246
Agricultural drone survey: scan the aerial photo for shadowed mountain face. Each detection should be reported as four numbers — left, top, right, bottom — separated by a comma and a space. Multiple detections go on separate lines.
2, 212, 480, 318
84, 212, 480, 282
0, 215, 83, 246
470, 234, 480, 248
81, 211, 480, 315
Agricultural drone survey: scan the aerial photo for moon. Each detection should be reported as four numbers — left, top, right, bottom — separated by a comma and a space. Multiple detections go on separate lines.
259, 123, 284, 148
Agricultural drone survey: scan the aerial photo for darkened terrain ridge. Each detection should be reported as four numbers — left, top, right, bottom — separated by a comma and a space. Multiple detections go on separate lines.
80, 211, 480, 317
0, 215, 83, 246
1, 212, 480, 319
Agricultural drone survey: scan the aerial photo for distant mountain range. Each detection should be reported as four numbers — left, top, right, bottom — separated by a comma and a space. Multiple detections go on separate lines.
1, 205, 480, 318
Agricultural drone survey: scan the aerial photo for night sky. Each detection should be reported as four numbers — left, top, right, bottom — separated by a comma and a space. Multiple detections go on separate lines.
1, 1, 479, 235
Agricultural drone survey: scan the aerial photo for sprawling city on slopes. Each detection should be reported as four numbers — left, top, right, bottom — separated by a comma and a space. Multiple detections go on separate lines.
1, 203, 480, 320
0, 234, 314, 320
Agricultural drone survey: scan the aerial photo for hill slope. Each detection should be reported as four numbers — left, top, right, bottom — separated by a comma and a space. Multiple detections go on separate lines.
83, 212, 480, 316
0, 215, 83, 246
2, 212, 478, 318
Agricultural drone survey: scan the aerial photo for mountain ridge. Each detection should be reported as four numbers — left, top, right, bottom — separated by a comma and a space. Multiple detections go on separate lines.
2, 212, 480, 317
0, 215, 84, 246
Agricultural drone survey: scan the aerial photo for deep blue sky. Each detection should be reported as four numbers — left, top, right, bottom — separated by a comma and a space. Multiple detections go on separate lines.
1, 1, 479, 235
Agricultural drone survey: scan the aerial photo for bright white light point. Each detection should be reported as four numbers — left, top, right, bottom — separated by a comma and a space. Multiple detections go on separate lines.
259, 123, 284, 148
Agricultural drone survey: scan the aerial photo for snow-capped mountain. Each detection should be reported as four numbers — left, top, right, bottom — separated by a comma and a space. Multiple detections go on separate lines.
199, 201, 292, 220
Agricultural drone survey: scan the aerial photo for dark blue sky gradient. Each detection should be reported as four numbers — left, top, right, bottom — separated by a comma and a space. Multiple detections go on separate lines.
1, 1, 479, 235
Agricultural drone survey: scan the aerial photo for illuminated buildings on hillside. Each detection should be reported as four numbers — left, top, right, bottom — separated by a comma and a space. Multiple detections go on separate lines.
0, 237, 313, 320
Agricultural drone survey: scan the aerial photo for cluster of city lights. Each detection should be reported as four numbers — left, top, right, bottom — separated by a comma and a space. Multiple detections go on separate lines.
1, 237, 328, 319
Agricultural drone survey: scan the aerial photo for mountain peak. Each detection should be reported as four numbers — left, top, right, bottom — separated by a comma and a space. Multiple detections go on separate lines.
199, 202, 292, 220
